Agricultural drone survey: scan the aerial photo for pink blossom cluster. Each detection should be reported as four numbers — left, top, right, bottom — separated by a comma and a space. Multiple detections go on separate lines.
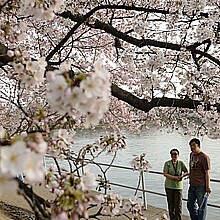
130, 153, 151, 172
95, 133, 127, 154
20, 0, 65, 20
47, 129, 75, 158
45, 169, 97, 220
46, 60, 111, 128
11, 55, 47, 87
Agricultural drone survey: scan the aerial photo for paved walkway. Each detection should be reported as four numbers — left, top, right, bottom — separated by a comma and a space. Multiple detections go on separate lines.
0, 185, 190, 220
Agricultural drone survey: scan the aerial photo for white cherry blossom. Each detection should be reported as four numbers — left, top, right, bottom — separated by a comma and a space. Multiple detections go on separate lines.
80, 77, 104, 99
37, 57, 47, 70
7, 50, 14, 57
26, 60, 38, 72
59, 61, 71, 73
84, 113, 103, 128
65, 86, 87, 109
13, 63, 24, 73
47, 75, 68, 101
0, 141, 27, 176
80, 170, 96, 191
24, 153, 45, 183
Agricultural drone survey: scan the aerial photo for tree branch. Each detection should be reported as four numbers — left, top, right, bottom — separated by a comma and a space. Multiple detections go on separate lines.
1, 41, 219, 112
59, 10, 220, 66
18, 180, 50, 219
111, 83, 209, 112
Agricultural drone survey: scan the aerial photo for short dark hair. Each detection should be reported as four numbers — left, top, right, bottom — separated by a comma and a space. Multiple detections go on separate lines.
189, 138, 200, 146
170, 148, 180, 155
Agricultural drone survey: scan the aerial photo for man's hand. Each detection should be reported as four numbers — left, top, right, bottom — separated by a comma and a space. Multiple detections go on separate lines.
206, 187, 211, 194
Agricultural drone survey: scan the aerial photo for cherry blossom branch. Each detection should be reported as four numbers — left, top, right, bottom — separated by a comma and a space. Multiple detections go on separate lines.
0, 44, 219, 113
111, 83, 220, 112
60, 5, 169, 20
58, 8, 220, 67
88, 19, 220, 66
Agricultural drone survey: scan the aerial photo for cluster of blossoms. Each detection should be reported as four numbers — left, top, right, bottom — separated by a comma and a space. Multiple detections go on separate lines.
181, 0, 207, 14
76, 133, 127, 163
46, 168, 147, 219
100, 194, 146, 219
95, 133, 127, 154
121, 48, 135, 66
46, 60, 111, 128
0, 128, 47, 185
144, 52, 166, 71
45, 169, 98, 219
47, 129, 74, 159
196, 24, 214, 42
164, 0, 209, 16
46, 168, 96, 195
20, 0, 65, 20
126, 196, 147, 220
198, 106, 220, 139
100, 193, 123, 216
0, 20, 27, 43
130, 153, 151, 172
11, 54, 47, 87
133, 21, 146, 36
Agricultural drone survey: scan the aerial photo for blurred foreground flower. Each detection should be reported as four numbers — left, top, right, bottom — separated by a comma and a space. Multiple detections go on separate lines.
0, 139, 46, 184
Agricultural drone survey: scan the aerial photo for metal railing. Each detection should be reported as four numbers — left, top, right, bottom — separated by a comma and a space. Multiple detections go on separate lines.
92, 162, 220, 209
43, 156, 220, 210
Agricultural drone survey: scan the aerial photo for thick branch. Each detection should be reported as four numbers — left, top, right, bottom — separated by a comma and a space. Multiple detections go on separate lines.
46, 14, 85, 61
60, 9, 220, 66
111, 84, 202, 112
47, 4, 162, 61
60, 5, 169, 20
0, 42, 219, 112
90, 20, 220, 66
18, 180, 50, 219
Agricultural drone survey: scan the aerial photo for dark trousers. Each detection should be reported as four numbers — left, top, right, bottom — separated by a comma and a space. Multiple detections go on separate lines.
187, 186, 207, 220
165, 188, 183, 220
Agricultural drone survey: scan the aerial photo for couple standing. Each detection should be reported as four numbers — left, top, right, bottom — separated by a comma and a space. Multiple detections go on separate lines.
163, 138, 211, 220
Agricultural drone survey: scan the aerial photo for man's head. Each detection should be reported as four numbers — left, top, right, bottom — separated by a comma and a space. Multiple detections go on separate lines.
189, 138, 201, 153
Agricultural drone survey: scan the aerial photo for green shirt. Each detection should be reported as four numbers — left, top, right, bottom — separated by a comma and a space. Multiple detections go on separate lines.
163, 160, 188, 189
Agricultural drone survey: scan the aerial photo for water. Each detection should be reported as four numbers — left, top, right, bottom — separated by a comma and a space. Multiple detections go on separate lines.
46, 127, 220, 219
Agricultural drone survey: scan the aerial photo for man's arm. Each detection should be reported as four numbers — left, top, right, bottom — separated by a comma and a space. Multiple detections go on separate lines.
205, 170, 211, 194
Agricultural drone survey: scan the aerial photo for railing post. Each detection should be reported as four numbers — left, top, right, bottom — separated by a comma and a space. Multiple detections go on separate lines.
141, 171, 147, 210
43, 155, 46, 168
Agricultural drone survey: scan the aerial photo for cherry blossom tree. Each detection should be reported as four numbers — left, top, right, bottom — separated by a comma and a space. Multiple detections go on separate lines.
0, 0, 220, 219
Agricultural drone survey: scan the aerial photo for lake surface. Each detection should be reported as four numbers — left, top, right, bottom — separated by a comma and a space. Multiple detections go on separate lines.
46, 127, 220, 219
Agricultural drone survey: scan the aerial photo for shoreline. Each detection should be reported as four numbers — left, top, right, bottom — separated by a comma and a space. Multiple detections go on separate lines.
0, 185, 190, 220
